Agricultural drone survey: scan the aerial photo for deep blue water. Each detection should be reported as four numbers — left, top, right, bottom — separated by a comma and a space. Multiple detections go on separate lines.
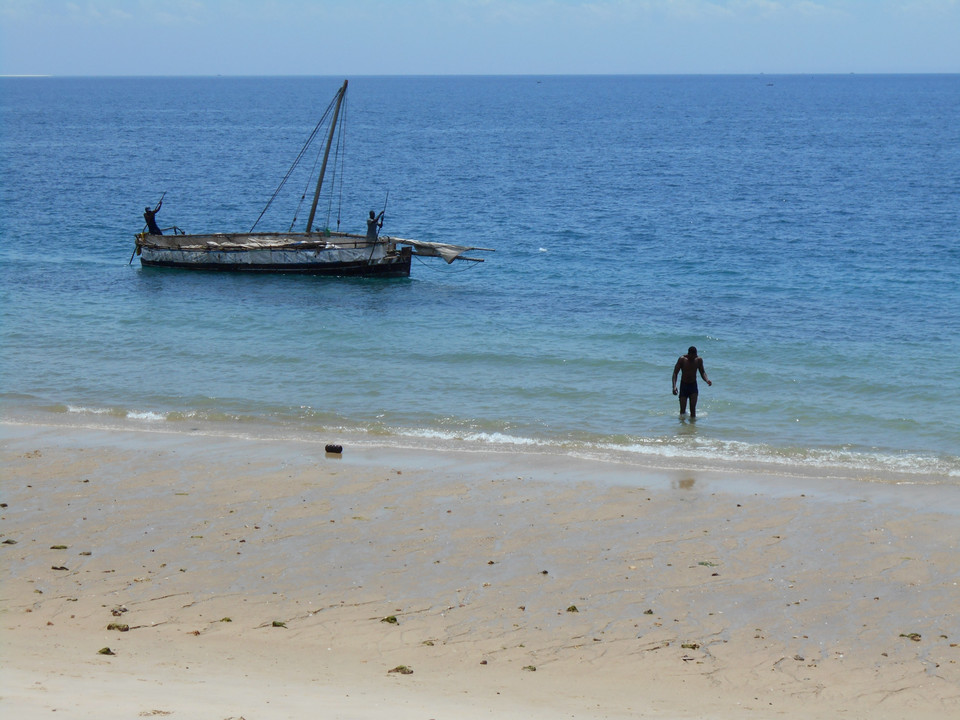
2, 75, 958, 480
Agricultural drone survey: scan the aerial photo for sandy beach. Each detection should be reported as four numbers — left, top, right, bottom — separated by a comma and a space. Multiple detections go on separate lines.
2, 420, 958, 719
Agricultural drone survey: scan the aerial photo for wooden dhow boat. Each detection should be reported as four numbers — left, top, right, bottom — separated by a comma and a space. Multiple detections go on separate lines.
133, 80, 491, 276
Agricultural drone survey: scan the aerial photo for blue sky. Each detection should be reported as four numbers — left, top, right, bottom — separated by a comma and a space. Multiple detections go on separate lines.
1, 0, 958, 75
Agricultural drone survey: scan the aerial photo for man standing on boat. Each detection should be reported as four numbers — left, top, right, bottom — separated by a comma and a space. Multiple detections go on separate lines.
672, 346, 712, 418
144, 199, 163, 235
366, 209, 384, 240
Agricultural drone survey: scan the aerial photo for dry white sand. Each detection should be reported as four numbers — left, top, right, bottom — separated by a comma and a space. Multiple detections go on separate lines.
2, 420, 958, 719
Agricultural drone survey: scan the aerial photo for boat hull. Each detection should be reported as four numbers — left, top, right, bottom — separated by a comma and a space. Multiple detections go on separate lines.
136, 233, 412, 277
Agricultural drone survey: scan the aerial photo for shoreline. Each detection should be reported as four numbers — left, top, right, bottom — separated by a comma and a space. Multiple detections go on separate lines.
3, 404, 957, 492
2, 421, 959, 718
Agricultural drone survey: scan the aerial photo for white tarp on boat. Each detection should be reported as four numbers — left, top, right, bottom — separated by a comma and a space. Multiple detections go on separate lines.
140, 243, 389, 267
137, 232, 489, 267
139, 232, 359, 251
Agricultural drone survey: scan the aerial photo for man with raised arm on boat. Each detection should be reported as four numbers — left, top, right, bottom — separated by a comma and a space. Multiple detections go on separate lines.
366, 209, 384, 240
143, 199, 163, 235
672, 346, 712, 418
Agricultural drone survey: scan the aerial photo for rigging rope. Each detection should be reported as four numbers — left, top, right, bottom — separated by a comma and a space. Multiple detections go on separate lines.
249, 90, 340, 233
322, 99, 347, 233
289, 135, 325, 232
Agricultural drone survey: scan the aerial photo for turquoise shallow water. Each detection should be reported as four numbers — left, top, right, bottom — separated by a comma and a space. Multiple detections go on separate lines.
1, 75, 958, 481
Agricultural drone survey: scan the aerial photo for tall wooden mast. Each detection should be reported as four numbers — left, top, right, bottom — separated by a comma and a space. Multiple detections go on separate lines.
305, 79, 348, 234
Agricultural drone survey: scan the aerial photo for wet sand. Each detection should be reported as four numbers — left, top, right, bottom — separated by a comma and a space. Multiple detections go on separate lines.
2, 421, 958, 718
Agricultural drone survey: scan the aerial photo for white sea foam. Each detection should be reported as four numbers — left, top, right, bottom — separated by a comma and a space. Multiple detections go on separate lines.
126, 410, 167, 422
66, 405, 111, 415
397, 427, 543, 446
66, 405, 166, 422
383, 425, 959, 481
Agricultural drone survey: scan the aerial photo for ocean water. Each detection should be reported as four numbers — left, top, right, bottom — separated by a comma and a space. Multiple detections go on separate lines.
1, 75, 958, 482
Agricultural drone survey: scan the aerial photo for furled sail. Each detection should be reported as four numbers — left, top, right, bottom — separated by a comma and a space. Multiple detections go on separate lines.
393, 238, 493, 264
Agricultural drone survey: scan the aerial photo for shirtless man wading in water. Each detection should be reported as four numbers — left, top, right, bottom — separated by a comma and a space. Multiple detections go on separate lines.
672, 346, 712, 418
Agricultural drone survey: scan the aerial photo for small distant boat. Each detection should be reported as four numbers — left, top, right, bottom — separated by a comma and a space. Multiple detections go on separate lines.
133, 80, 491, 277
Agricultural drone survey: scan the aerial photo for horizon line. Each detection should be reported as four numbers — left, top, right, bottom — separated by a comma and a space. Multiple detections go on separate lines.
3, 71, 959, 79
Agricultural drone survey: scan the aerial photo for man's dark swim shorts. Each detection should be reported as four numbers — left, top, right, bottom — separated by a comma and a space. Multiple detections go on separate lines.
679, 382, 699, 397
